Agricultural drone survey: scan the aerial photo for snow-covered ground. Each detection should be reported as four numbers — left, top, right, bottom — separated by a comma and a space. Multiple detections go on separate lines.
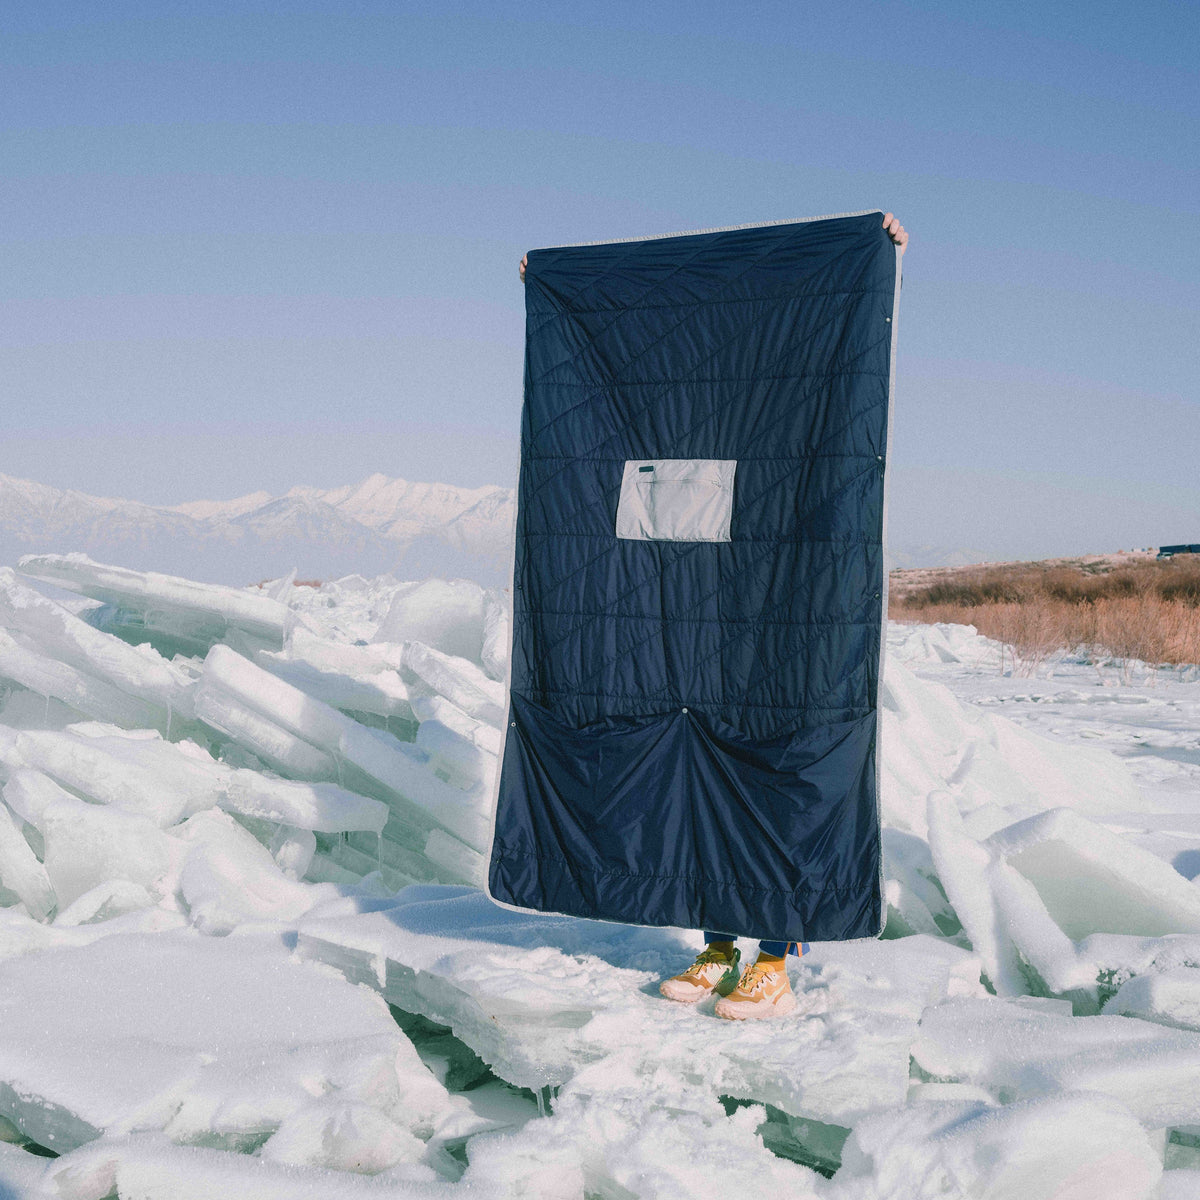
2, 554, 1200, 1198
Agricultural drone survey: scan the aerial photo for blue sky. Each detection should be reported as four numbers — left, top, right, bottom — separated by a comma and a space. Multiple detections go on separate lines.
2, 1, 1197, 560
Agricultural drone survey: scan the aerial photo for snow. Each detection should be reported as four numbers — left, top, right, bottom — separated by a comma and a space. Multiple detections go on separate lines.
196, 644, 490, 855
173, 809, 327, 934
2, 552, 1200, 1197
0, 626, 164, 729
398, 641, 506, 727
413, 718, 497, 794
0, 933, 458, 1157
459, 1061, 824, 1199
0, 802, 54, 920
912, 996, 1200, 1128
991, 807, 1200, 937
18, 553, 294, 654
194, 675, 343, 778
295, 887, 985, 1132
829, 1093, 1162, 1200
411, 693, 502, 756
42, 1135, 466, 1199
0, 568, 193, 730
0, 1142, 47, 1196
3, 726, 211, 827
372, 579, 488, 662
219, 773, 389, 836
1161, 1170, 1200, 1198
254, 652, 415, 724
41, 788, 176, 910
1104, 967, 1200, 1031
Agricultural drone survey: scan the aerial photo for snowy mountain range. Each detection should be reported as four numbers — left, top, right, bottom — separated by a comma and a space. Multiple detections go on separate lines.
0, 473, 516, 587
0, 471, 984, 586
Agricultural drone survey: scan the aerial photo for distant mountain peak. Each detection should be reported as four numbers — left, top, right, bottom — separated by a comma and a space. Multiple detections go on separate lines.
1, 472, 515, 587
172, 490, 275, 521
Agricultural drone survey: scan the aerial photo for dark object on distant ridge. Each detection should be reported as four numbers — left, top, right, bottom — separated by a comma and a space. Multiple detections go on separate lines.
1157, 545, 1200, 560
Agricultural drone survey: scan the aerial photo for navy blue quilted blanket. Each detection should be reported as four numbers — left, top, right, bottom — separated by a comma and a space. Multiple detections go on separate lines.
487, 211, 901, 942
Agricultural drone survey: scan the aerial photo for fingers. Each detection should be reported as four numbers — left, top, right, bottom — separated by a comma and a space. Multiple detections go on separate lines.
882, 213, 908, 255
519, 253, 528, 282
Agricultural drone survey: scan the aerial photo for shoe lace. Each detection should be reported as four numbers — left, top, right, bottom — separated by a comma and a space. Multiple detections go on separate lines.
686, 947, 733, 976
736, 963, 774, 994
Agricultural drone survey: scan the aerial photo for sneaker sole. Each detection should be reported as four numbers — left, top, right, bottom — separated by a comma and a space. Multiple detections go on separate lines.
714, 990, 798, 1020
659, 980, 714, 1003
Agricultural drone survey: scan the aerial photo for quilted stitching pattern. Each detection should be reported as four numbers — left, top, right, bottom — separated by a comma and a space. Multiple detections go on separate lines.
490, 213, 896, 942
513, 217, 893, 743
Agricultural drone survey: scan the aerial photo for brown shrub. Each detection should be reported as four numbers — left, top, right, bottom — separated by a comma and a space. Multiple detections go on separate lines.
890, 590, 1200, 668
993, 601, 1067, 674
1161, 567, 1200, 605
1086, 597, 1200, 667
900, 556, 1200, 613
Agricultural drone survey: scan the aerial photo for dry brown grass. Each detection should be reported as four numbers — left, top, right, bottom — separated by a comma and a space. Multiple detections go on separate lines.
891, 556, 1200, 669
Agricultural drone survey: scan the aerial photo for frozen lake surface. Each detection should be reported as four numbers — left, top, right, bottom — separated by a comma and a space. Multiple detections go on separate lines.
1, 555, 1199, 1198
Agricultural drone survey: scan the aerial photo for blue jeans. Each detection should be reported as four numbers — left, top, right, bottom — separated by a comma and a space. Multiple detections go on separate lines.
705, 932, 809, 957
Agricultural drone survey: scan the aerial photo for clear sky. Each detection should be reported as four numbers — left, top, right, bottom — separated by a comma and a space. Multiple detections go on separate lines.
3, 1, 1197, 561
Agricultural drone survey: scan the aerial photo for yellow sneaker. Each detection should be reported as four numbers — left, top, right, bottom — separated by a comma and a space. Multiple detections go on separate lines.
714, 960, 797, 1020
659, 945, 741, 1003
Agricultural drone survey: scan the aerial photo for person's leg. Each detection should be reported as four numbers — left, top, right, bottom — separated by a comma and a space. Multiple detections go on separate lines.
756, 939, 790, 960
756, 939, 809, 960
